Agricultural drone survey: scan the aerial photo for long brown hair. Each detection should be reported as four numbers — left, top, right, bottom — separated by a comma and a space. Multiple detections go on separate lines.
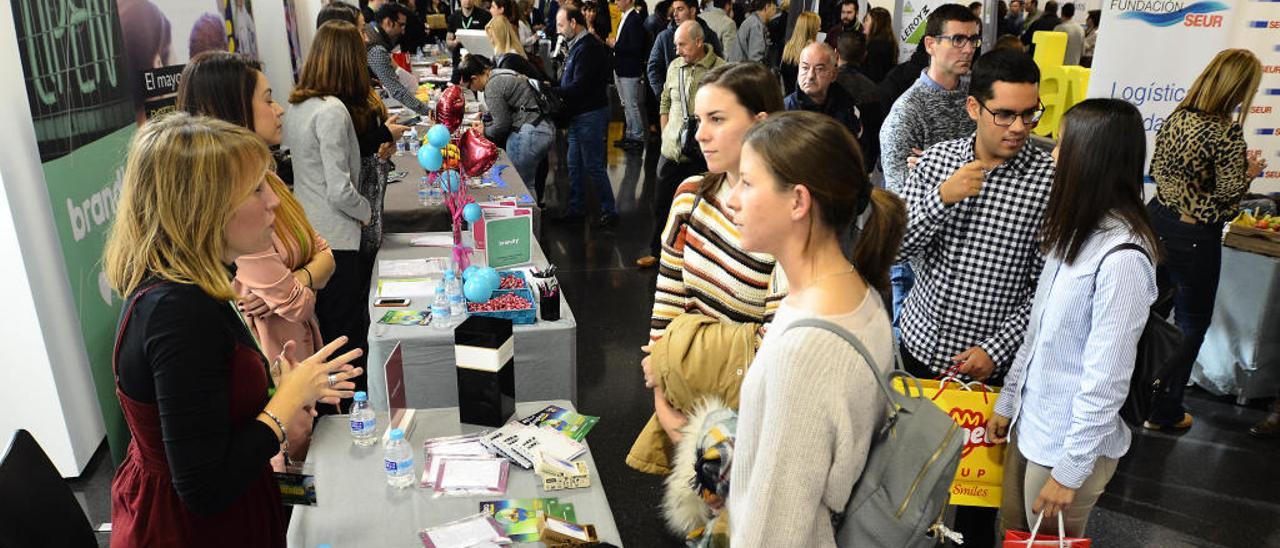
866, 7, 897, 53
1042, 99, 1161, 264
742, 111, 905, 292
104, 114, 273, 301
1178, 48, 1262, 125
176, 52, 318, 263
695, 62, 786, 198
176, 51, 263, 133
290, 21, 378, 132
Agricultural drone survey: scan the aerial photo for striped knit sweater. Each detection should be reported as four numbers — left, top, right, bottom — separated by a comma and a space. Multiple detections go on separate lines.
650, 177, 785, 342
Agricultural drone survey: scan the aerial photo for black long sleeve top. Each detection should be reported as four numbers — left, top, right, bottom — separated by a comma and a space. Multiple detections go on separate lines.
116, 281, 280, 517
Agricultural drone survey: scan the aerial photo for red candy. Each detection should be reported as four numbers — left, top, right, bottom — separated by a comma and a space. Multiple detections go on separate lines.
467, 292, 532, 312
499, 275, 526, 290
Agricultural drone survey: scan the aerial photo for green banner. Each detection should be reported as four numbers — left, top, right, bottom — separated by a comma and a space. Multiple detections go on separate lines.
11, 0, 137, 463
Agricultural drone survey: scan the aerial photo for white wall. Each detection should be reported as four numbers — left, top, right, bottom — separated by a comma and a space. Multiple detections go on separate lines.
255, 0, 300, 113
0, 2, 108, 477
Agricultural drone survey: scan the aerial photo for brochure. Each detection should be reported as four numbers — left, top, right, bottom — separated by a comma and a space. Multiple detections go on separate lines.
479, 498, 577, 542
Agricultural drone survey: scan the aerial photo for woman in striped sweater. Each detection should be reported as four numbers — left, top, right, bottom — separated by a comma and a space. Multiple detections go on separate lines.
640, 62, 787, 452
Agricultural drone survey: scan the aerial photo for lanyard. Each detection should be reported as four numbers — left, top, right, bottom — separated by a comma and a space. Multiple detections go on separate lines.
229, 301, 278, 397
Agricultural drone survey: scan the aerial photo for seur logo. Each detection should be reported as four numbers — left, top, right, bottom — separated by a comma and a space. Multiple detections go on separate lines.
1113, 0, 1229, 27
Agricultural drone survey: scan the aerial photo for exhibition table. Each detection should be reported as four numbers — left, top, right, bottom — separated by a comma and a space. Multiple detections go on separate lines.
1193, 245, 1280, 403
383, 148, 541, 234
366, 233, 576, 411
285, 400, 622, 547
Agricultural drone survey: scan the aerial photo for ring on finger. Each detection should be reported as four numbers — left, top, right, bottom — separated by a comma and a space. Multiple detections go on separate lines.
327, 373, 338, 388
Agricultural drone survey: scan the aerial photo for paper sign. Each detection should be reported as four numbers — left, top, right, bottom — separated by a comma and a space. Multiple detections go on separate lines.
484, 215, 533, 269
383, 343, 415, 439
378, 278, 436, 298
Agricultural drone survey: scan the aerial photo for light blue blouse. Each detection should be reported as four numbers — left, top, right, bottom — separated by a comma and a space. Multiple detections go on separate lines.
994, 218, 1158, 489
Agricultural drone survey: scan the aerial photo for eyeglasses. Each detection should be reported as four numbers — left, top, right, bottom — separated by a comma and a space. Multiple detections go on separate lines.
977, 100, 1045, 127
935, 34, 982, 49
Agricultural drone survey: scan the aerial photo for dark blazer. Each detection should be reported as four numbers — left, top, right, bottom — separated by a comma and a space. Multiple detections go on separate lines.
613, 9, 648, 77
555, 33, 613, 118
863, 38, 897, 83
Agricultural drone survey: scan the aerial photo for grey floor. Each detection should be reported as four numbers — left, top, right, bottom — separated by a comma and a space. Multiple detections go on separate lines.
67, 122, 1280, 547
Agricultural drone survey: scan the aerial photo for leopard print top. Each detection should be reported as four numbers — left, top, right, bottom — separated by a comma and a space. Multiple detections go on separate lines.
1151, 108, 1249, 224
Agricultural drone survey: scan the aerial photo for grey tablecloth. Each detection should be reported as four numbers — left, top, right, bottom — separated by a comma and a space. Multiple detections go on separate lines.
1193, 246, 1280, 402
366, 233, 576, 411
383, 149, 541, 234
285, 401, 622, 547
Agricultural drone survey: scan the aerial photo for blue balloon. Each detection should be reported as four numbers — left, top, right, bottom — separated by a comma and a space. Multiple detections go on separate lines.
462, 265, 481, 282
427, 124, 451, 148
418, 145, 443, 172
440, 170, 461, 192
463, 277, 493, 303
479, 267, 501, 292
463, 203, 483, 223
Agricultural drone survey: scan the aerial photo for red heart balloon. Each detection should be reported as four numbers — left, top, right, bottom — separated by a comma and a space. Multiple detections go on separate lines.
435, 85, 465, 133
459, 128, 499, 177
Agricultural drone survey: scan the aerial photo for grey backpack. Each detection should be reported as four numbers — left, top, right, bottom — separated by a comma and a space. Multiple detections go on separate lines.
785, 319, 964, 547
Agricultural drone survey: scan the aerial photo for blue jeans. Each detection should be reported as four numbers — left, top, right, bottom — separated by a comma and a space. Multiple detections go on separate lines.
614, 75, 646, 142
890, 261, 916, 342
566, 106, 617, 217
506, 121, 555, 202
1147, 199, 1222, 425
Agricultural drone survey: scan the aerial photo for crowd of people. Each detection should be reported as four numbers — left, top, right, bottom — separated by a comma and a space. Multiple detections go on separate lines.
98, 0, 1268, 546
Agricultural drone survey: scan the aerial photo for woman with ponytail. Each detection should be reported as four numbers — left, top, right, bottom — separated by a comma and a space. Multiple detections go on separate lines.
725, 110, 905, 546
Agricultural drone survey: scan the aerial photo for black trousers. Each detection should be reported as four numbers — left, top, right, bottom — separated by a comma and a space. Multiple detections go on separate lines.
900, 342, 999, 548
649, 156, 706, 256
315, 249, 371, 414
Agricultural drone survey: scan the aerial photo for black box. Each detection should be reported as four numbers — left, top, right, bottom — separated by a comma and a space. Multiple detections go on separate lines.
454, 315, 515, 426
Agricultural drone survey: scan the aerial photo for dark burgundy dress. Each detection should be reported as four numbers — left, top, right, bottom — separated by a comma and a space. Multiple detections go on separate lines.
110, 281, 285, 548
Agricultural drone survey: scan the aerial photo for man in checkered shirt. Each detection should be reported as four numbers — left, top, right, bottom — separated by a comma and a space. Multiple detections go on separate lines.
897, 48, 1054, 386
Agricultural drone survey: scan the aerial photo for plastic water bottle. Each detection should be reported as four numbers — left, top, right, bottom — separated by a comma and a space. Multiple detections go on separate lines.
431, 286, 451, 328
384, 428, 415, 488
407, 129, 420, 155
349, 391, 377, 446
445, 270, 467, 319
424, 176, 440, 206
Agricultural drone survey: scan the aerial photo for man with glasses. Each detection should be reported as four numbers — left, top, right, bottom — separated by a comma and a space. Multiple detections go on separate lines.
880, 3, 980, 339
897, 47, 1052, 547
367, 4, 433, 116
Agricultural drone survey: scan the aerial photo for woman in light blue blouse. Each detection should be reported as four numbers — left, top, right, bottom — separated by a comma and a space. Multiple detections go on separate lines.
987, 99, 1160, 538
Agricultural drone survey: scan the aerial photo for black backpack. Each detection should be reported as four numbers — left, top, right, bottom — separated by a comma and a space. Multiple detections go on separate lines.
489, 64, 565, 126
1094, 243, 1183, 427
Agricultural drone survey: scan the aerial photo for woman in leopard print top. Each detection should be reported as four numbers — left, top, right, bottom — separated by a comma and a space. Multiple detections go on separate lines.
1144, 49, 1264, 432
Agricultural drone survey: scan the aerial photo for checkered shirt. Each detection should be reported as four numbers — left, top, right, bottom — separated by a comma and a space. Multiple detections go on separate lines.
897, 134, 1055, 383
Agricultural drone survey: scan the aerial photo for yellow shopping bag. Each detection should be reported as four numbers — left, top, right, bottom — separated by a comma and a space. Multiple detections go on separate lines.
895, 378, 1006, 507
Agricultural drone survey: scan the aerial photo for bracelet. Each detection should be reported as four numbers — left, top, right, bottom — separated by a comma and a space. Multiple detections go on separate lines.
262, 410, 288, 452
300, 266, 313, 289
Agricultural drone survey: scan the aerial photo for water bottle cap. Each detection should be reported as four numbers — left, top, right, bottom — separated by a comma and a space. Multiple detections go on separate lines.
444, 270, 456, 280
389, 428, 405, 441
436, 286, 446, 294
353, 391, 368, 402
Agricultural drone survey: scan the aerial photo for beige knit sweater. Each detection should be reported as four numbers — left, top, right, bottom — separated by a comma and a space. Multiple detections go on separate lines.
729, 293, 893, 547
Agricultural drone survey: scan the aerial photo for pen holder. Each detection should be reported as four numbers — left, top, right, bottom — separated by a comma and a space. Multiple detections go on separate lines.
540, 292, 560, 322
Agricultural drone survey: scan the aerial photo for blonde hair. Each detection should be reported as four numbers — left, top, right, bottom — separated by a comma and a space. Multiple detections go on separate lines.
104, 113, 272, 301
266, 171, 318, 267
1178, 48, 1262, 125
486, 16, 528, 58
782, 11, 821, 65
